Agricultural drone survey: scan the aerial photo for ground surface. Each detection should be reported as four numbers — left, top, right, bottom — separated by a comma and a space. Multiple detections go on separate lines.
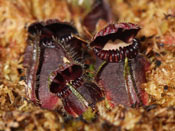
0, 0, 175, 130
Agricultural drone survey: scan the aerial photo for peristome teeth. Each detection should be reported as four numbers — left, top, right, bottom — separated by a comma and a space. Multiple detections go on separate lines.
109, 50, 113, 62
125, 48, 129, 58
119, 47, 124, 61
104, 51, 110, 61
129, 47, 134, 58
99, 50, 105, 59
115, 49, 120, 62
61, 38, 65, 43
68, 35, 72, 40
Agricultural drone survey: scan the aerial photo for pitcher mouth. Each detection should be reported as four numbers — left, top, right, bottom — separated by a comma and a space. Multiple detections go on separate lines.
49, 64, 83, 98
93, 39, 139, 62
90, 23, 140, 62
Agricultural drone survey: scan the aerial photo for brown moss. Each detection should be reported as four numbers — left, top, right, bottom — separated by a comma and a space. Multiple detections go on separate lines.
0, 0, 175, 130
